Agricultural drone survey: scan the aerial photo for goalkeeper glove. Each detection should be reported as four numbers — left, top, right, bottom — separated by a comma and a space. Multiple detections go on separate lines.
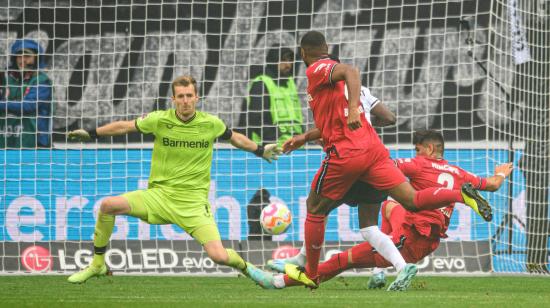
68, 129, 98, 142
253, 144, 282, 163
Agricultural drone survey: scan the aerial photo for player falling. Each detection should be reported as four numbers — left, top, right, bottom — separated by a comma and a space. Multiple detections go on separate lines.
66, 75, 281, 283
248, 130, 513, 290
280, 31, 492, 289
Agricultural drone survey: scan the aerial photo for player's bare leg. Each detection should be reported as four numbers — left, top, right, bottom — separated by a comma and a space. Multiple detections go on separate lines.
67, 196, 131, 283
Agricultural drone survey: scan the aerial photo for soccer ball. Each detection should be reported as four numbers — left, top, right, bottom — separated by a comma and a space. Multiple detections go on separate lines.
260, 202, 292, 235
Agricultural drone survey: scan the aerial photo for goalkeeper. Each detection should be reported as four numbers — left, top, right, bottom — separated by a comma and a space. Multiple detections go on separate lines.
67, 75, 281, 284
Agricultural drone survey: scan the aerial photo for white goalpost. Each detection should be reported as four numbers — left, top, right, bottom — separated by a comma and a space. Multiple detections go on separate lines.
0, 0, 548, 275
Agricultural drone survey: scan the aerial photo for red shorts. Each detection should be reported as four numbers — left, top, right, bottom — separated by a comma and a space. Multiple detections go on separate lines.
385, 204, 440, 264
351, 204, 440, 267
311, 145, 406, 200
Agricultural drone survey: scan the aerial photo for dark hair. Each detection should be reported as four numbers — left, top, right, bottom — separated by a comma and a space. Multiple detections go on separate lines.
266, 46, 294, 64
413, 130, 445, 153
300, 31, 327, 49
172, 75, 198, 95
280, 48, 294, 62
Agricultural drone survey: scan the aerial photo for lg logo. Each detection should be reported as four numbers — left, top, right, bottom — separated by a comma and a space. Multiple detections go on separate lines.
21, 246, 52, 272
272, 245, 300, 260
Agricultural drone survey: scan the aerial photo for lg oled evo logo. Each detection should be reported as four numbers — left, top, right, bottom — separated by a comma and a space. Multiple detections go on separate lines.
162, 137, 210, 148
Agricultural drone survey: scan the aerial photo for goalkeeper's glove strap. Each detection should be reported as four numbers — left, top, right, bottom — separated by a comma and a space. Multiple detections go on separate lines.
87, 128, 99, 139
253, 145, 265, 157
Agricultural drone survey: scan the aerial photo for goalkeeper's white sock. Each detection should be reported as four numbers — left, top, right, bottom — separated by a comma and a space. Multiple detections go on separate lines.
272, 274, 286, 288
360, 226, 406, 272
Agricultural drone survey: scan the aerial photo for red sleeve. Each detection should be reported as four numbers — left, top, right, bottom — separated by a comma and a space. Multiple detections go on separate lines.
462, 169, 487, 190
306, 60, 337, 90
395, 157, 421, 177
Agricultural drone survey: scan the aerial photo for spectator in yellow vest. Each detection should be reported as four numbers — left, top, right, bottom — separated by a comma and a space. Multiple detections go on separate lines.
238, 45, 305, 240
239, 46, 304, 147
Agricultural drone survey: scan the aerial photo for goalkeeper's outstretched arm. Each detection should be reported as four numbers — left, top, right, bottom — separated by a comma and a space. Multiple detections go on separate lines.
68, 120, 137, 141
228, 130, 282, 163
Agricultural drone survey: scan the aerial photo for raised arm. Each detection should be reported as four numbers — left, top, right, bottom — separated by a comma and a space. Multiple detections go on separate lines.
330, 63, 362, 130
484, 162, 514, 192
68, 120, 137, 141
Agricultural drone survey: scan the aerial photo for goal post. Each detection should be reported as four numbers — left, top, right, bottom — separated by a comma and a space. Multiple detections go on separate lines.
487, 0, 550, 273
0, 0, 548, 275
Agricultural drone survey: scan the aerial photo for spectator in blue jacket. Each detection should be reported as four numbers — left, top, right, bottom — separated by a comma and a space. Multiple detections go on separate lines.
0, 39, 52, 148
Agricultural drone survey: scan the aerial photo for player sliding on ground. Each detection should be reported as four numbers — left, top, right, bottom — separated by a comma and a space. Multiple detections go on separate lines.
66, 75, 282, 284
273, 30, 493, 290
247, 130, 513, 290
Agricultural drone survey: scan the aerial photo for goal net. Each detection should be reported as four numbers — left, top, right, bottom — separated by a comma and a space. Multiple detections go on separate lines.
1, 0, 548, 275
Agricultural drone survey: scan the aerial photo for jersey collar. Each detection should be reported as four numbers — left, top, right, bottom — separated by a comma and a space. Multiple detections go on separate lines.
175, 110, 197, 124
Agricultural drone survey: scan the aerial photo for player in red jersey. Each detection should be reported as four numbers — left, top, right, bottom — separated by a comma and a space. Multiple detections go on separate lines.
288, 31, 493, 289
247, 130, 513, 290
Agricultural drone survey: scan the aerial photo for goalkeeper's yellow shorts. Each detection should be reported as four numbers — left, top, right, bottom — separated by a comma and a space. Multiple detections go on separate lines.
122, 188, 221, 245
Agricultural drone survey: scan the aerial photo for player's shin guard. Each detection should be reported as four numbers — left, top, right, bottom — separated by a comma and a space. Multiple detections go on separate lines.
226, 248, 246, 271
318, 250, 350, 282
413, 187, 462, 210
91, 211, 115, 268
304, 213, 326, 281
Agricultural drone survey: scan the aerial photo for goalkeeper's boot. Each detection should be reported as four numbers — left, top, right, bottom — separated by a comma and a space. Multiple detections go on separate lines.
67, 264, 110, 284
267, 257, 304, 274
461, 183, 493, 222
367, 271, 386, 289
387, 264, 417, 291
285, 264, 318, 289
245, 262, 277, 290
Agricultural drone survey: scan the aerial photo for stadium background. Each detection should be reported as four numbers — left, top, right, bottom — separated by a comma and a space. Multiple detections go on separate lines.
0, 0, 547, 275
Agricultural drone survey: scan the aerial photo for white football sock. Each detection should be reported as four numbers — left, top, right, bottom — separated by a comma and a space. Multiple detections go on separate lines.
272, 274, 286, 289
286, 245, 306, 266
372, 267, 385, 275
360, 226, 406, 272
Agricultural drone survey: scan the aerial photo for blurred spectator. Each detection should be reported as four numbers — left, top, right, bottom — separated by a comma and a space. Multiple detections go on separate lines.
0, 39, 52, 148
238, 45, 303, 146
239, 45, 304, 240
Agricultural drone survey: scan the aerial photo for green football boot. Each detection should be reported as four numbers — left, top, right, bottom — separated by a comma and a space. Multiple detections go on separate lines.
285, 264, 318, 289
67, 264, 110, 284
387, 264, 417, 291
367, 271, 386, 289
245, 262, 277, 289
461, 183, 493, 222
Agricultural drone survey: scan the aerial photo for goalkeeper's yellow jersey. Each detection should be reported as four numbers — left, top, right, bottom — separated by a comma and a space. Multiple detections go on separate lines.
136, 109, 226, 204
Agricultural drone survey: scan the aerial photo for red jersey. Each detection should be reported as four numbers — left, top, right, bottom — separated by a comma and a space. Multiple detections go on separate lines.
306, 58, 382, 157
395, 156, 487, 237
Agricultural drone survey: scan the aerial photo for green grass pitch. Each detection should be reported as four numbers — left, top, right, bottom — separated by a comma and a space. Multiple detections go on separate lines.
1, 275, 549, 307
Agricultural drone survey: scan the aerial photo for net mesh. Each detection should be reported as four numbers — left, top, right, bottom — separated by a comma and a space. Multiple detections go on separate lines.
0, 0, 548, 275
